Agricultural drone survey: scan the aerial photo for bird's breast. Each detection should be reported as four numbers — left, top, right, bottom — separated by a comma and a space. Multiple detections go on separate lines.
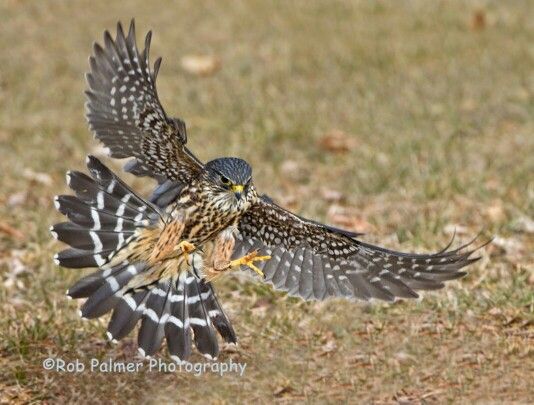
170, 194, 244, 246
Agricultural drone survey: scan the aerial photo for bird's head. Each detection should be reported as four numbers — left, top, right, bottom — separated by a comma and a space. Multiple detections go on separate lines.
202, 157, 256, 210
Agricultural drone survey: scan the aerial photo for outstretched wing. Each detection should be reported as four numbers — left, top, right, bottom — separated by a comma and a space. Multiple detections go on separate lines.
234, 197, 485, 302
85, 20, 202, 185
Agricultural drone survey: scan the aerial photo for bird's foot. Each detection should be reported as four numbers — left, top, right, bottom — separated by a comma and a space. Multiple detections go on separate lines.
230, 250, 271, 278
177, 240, 195, 255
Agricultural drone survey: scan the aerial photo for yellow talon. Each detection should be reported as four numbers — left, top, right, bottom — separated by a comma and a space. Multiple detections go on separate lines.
230, 250, 271, 278
176, 240, 195, 254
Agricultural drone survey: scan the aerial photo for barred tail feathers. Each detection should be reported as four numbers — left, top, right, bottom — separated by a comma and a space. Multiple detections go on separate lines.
161, 273, 218, 360
51, 156, 236, 360
104, 270, 233, 360
52, 155, 160, 269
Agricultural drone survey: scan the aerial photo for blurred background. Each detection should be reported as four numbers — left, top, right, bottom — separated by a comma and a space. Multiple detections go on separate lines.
0, 0, 532, 402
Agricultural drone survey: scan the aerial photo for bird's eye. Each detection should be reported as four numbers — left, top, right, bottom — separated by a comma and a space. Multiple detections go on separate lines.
220, 175, 231, 186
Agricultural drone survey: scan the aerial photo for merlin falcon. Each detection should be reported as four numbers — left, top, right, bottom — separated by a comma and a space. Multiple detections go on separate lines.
51, 21, 487, 361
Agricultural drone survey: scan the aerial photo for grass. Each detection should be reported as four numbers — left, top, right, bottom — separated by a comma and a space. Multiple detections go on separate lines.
0, 0, 532, 403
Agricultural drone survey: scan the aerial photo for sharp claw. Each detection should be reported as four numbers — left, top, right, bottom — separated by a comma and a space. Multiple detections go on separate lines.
228, 252, 271, 278
245, 254, 270, 278
248, 263, 265, 278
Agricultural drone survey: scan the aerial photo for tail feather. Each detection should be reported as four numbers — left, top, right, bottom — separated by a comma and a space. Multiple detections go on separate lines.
85, 156, 158, 215
138, 279, 173, 356
54, 247, 116, 268
54, 195, 143, 231
66, 170, 148, 218
51, 222, 134, 251
165, 272, 192, 362
66, 169, 153, 225
80, 263, 143, 318
53, 155, 158, 269
186, 275, 219, 360
52, 155, 237, 361
201, 281, 237, 344
108, 289, 151, 341
68, 261, 128, 299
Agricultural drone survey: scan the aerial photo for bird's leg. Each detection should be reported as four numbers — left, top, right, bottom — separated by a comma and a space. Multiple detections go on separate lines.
205, 251, 270, 281
163, 240, 196, 262
147, 218, 195, 264
228, 250, 271, 278
175, 240, 195, 255
203, 229, 270, 281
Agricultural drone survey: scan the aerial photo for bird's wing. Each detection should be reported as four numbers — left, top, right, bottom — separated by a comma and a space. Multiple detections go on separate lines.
234, 196, 486, 302
85, 20, 203, 185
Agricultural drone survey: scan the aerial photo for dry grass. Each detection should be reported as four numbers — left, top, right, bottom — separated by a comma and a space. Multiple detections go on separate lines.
0, 0, 532, 403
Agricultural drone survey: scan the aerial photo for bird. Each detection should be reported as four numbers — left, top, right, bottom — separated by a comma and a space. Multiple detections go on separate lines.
51, 20, 488, 362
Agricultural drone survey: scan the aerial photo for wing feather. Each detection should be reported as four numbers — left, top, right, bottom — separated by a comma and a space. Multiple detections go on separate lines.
236, 197, 486, 302
85, 20, 202, 184
311, 255, 326, 300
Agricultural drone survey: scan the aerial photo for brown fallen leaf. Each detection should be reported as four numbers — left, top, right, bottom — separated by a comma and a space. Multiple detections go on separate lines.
492, 236, 523, 256
252, 297, 271, 308
317, 129, 357, 154
2, 249, 27, 289
319, 339, 337, 356
470, 9, 486, 31
250, 297, 272, 317
273, 385, 293, 398
488, 307, 502, 317
420, 389, 445, 400
460, 98, 478, 112
7, 191, 27, 207
320, 187, 344, 203
276, 194, 299, 211
0, 222, 24, 240
394, 351, 416, 365
512, 215, 534, 234
180, 54, 221, 76
443, 223, 469, 236
326, 204, 373, 233
22, 168, 52, 185
280, 159, 308, 182
485, 201, 505, 222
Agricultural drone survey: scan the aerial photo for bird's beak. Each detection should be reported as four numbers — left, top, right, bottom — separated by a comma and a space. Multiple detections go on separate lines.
231, 184, 244, 200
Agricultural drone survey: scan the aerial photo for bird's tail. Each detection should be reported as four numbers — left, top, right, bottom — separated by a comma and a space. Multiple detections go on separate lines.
51, 156, 236, 360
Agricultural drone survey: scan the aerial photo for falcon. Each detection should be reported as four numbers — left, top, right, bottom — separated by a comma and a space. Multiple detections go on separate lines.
51, 20, 487, 362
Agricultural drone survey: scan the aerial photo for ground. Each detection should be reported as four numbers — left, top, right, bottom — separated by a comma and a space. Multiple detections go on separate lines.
0, 1, 532, 403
